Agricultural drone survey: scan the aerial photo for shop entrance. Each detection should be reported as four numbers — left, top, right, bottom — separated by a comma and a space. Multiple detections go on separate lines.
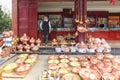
37, 2, 75, 41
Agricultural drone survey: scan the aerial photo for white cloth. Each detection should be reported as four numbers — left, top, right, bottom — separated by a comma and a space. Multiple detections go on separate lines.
0, 48, 2, 53
3, 37, 12, 46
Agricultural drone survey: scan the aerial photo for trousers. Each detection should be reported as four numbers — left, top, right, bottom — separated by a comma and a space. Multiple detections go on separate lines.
42, 34, 48, 44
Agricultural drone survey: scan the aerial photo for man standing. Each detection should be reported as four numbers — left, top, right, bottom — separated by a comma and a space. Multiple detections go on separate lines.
40, 15, 51, 45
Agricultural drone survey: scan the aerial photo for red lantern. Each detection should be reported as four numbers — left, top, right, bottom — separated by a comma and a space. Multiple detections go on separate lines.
110, 0, 116, 5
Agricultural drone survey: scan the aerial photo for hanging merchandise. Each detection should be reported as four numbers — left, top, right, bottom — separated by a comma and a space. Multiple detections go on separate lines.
110, 0, 116, 5
75, 0, 89, 33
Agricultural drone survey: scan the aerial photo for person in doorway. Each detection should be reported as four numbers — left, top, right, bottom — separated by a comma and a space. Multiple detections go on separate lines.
39, 15, 51, 45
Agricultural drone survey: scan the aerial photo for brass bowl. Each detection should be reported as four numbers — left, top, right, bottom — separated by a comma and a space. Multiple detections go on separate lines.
62, 73, 81, 80
69, 61, 80, 67
48, 59, 59, 64
3, 63, 18, 73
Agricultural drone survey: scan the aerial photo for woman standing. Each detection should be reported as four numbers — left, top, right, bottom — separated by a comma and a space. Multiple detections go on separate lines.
39, 15, 51, 45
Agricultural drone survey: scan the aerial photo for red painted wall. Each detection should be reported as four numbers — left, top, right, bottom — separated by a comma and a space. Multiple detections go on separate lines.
28, 1, 38, 38
13, 0, 38, 38
18, 0, 29, 37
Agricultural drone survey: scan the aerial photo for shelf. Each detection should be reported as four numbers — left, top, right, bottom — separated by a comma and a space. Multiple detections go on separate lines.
108, 16, 120, 27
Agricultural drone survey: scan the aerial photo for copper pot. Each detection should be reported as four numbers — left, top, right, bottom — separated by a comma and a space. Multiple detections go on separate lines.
14, 58, 25, 65
3, 31, 10, 38
20, 33, 29, 44
36, 38, 41, 45
59, 55, 68, 59
101, 66, 112, 73
15, 64, 31, 75
48, 64, 57, 70
69, 56, 79, 61
104, 53, 114, 59
3, 47, 11, 57
48, 55, 58, 60
28, 54, 39, 60
111, 57, 120, 64
79, 68, 101, 80
58, 62, 69, 68
79, 56, 88, 61
88, 43, 95, 49
24, 44, 31, 52
30, 43, 35, 48
96, 53, 104, 60
9, 30, 14, 36
0, 41, 4, 47
102, 73, 118, 80
80, 60, 90, 68
78, 42, 86, 49
71, 67, 80, 74
112, 69, 120, 78
96, 61, 104, 70
30, 37, 35, 44
90, 56, 98, 64
17, 44, 23, 52
51, 38, 58, 46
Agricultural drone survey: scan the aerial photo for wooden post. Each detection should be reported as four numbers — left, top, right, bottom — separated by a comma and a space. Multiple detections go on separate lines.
75, 0, 87, 42
12, 0, 18, 36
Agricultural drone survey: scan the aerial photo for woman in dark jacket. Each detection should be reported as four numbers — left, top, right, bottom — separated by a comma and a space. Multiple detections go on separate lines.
40, 15, 51, 45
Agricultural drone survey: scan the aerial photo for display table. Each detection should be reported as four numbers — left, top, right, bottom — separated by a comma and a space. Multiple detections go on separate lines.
0, 55, 85, 80
0, 55, 97, 80
15, 47, 120, 55
0, 55, 48, 80
1, 54, 120, 80
0, 54, 16, 65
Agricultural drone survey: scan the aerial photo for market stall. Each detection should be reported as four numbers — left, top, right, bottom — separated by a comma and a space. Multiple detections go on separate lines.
0, 32, 119, 80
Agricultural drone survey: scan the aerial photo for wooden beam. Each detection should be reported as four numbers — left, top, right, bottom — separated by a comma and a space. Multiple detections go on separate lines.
36, 0, 107, 2
36, 0, 74, 2
87, 0, 108, 1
